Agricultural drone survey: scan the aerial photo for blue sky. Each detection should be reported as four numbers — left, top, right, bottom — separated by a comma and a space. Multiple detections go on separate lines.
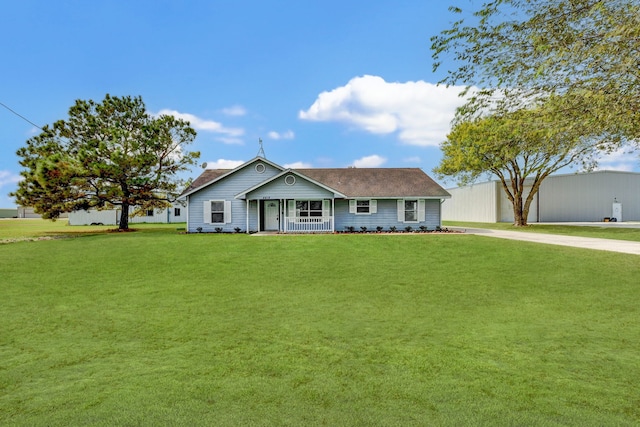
1, 1, 637, 208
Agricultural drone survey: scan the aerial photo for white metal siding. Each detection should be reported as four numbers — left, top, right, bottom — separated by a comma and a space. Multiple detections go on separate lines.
539, 171, 640, 222
442, 171, 640, 223
441, 182, 498, 222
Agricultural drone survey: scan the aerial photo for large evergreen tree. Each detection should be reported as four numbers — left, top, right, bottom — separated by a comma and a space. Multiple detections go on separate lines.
12, 95, 200, 230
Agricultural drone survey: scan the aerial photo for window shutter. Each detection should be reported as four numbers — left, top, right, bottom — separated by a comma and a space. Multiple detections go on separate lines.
418, 200, 426, 222
204, 201, 212, 224
224, 201, 232, 223
349, 199, 356, 214
397, 200, 404, 222
370, 200, 377, 214
288, 200, 296, 218
323, 200, 331, 217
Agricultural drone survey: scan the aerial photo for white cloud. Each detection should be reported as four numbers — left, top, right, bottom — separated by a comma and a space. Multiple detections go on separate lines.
268, 130, 295, 140
284, 161, 312, 169
299, 75, 470, 147
403, 156, 421, 163
596, 147, 638, 172
221, 105, 247, 116
352, 154, 387, 168
155, 109, 245, 143
215, 136, 244, 145
204, 159, 245, 169
0, 170, 21, 188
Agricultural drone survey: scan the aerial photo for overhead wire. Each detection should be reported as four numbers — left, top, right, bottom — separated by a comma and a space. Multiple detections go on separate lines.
0, 101, 45, 131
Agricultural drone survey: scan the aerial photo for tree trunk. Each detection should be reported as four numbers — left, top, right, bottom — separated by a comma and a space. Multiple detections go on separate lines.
513, 194, 527, 226
119, 202, 129, 230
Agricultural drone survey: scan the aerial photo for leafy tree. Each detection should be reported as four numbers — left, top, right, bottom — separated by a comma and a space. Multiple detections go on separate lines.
12, 95, 200, 230
435, 97, 600, 226
431, 0, 640, 146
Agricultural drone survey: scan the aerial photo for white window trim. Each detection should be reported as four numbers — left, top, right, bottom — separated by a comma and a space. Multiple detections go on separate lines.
349, 199, 377, 215
287, 199, 331, 222
203, 200, 232, 224
397, 199, 425, 223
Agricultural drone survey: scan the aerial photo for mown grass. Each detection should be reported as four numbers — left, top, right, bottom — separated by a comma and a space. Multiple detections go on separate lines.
1, 227, 639, 426
444, 220, 640, 242
0, 219, 181, 242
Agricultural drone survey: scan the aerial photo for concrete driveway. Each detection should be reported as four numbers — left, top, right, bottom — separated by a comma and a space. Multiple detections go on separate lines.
452, 223, 640, 255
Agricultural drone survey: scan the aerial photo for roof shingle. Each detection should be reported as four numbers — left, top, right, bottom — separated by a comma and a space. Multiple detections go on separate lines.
295, 168, 450, 198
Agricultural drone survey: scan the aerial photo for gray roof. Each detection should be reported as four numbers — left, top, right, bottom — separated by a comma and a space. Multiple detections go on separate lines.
182, 169, 230, 195
182, 166, 450, 199
296, 168, 450, 198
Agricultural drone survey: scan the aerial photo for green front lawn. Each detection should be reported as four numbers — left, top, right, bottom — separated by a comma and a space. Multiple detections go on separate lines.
1, 228, 639, 425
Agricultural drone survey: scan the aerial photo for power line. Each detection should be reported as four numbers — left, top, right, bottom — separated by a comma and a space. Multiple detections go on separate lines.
0, 101, 45, 131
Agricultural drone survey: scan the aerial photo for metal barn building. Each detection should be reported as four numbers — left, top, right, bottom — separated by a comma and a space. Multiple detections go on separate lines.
442, 171, 640, 223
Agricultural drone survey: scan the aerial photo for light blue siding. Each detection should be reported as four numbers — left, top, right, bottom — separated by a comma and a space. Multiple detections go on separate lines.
245, 174, 334, 200
187, 161, 281, 232
334, 199, 441, 231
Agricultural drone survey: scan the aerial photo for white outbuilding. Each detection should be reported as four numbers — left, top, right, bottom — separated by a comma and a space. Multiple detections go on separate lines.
67, 202, 186, 225
442, 170, 640, 223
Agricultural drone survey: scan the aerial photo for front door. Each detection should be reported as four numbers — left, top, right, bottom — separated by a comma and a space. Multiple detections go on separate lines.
264, 201, 279, 231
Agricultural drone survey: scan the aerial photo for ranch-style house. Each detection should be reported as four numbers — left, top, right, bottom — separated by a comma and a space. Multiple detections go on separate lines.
180, 157, 451, 233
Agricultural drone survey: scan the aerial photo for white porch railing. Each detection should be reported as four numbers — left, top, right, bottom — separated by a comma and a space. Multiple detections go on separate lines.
284, 216, 334, 233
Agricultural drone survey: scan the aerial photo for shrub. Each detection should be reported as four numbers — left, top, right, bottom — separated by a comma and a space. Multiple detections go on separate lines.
360, 226, 367, 233
196, 227, 203, 233
404, 226, 413, 233
419, 226, 428, 232
389, 226, 397, 232
234, 227, 242, 233
215, 227, 223, 233
345, 226, 355, 233
376, 226, 383, 232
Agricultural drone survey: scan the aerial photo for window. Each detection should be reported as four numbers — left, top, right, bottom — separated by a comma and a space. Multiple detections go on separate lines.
349, 199, 377, 215
397, 199, 425, 223
284, 175, 296, 185
404, 200, 417, 222
204, 200, 231, 224
146, 209, 154, 217
174, 207, 181, 217
296, 200, 323, 217
255, 163, 266, 174
357, 200, 370, 213
210, 201, 225, 223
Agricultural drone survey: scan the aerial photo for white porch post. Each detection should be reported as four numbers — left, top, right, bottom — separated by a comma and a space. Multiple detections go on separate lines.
332, 198, 335, 232
284, 199, 288, 233
246, 200, 249, 234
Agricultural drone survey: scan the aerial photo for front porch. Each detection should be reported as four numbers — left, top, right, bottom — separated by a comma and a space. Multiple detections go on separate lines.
251, 198, 335, 233
284, 216, 334, 233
